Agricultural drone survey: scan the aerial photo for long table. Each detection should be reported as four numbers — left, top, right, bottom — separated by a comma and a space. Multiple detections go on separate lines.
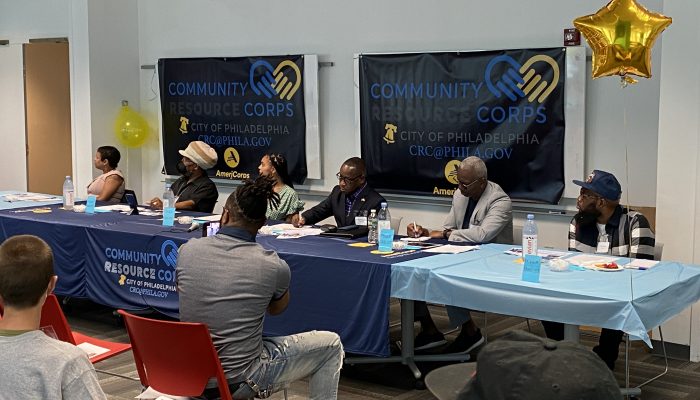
0, 203, 430, 356
3, 201, 700, 371
392, 243, 700, 347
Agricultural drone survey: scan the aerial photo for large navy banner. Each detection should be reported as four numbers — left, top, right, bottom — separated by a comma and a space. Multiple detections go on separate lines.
359, 48, 566, 204
159, 56, 307, 183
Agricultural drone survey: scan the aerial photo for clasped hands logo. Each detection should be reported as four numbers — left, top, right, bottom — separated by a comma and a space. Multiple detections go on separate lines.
249, 60, 302, 100
485, 54, 559, 104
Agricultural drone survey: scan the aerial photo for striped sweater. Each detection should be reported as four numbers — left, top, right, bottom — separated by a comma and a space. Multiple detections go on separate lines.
569, 206, 655, 259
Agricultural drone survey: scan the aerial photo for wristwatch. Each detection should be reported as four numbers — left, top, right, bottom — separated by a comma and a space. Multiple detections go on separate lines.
442, 229, 453, 239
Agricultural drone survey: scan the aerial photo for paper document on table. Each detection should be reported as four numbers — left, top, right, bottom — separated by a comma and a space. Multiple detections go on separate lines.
1, 193, 60, 202
276, 228, 324, 239
95, 204, 132, 212
565, 254, 619, 266
259, 223, 296, 234
422, 244, 480, 254
623, 259, 660, 270
504, 247, 569, 260
193, 214, 222, 222
400, 236, 431, 242
259, 224, 323, 238
77, 342, 110, 359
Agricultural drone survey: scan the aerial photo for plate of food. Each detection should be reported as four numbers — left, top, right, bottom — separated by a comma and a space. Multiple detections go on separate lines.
585, 262, 623, 272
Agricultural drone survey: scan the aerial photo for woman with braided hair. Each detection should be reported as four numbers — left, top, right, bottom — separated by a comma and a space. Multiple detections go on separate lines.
257, 153, 304, 221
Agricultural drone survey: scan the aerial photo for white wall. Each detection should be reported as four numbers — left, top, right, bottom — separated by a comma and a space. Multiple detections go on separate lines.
656, 0, 700, 359
135, 0, 662, 243
85, 0, 141, 196
0, 0, 664, 222
0, 0, 140, 195
0, 44, 27, 191
0, 0, 71, 191
0, 0, 69, 43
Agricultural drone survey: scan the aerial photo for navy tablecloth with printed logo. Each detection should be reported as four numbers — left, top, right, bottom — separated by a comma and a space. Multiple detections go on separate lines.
0, 205, 431, 356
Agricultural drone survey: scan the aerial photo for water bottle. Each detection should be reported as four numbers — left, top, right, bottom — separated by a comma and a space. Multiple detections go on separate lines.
368, 209, 378, 244
377, 202, 391, 233
522, 214, 538, 256
62, 176, 75, 211
162, 184, 175, 209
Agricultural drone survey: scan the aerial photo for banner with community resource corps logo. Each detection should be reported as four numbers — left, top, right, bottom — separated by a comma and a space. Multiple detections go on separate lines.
159, 56, 307, 183
359, 48, 566, 204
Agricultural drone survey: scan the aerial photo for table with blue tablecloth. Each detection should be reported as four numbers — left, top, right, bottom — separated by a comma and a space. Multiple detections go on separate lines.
3, 201, 700, 362
0, 191, 63, 210
392, 243, 700, 346
0, 203, 430, 356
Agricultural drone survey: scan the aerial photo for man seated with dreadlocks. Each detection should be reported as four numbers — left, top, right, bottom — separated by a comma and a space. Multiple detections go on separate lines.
176, 176, 344, 400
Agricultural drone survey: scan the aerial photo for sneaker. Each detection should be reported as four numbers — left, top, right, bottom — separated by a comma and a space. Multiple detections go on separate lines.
443, 329, 485, 354
413, 331, 447, 351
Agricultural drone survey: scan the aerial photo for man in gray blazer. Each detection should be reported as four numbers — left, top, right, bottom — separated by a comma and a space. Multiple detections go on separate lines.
407, 156, 513, 353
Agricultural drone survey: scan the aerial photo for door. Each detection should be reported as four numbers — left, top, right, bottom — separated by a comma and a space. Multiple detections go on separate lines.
24, 40, 72, 195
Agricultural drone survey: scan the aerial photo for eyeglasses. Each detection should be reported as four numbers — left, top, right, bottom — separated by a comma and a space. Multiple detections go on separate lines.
457, 177, 484, 190
336, 172, 363, 183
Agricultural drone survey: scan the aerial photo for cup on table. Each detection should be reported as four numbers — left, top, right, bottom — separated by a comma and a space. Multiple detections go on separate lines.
392, 241, 407, 251
177, 216, 193, 225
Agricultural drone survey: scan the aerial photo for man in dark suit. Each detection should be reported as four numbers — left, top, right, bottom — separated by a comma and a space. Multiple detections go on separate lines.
291, 157, 385, 227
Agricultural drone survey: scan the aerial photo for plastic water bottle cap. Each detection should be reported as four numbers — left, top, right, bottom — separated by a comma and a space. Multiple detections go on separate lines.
381, 202, 387, 207
527, 214, 534, 220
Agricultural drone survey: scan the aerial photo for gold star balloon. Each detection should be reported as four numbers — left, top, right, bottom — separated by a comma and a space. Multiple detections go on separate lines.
574, 0, 671, 81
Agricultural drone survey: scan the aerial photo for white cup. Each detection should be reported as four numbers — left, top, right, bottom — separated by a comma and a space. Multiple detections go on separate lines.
548, 259, 570, 272
177, 216, 193, 225
392, 241, 407, 250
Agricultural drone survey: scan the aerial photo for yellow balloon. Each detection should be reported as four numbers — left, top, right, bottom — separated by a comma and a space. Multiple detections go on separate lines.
573, 0, 672, 80
114, 104, 149, 147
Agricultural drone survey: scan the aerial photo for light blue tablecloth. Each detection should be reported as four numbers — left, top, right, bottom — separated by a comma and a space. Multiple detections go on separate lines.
0, 191, 63, 210
391, 243, 700, 345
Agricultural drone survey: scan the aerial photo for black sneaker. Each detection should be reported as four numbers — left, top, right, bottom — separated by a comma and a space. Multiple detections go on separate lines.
443, 329, 485, 354
414, 331, 447, 350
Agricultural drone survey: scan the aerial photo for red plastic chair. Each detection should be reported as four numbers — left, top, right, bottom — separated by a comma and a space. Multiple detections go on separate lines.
40, 294, 131, 363
117, 309, 234, 400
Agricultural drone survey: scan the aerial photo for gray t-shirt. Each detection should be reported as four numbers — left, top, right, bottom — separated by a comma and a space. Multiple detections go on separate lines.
176, 229, 291, 381
0, 330, 106, 400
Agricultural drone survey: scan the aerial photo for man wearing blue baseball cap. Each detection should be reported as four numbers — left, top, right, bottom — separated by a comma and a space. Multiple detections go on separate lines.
542, 169, 655, 370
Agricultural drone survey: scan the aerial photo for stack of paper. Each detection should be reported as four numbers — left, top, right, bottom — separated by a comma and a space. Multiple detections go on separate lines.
623, 259, 660, 270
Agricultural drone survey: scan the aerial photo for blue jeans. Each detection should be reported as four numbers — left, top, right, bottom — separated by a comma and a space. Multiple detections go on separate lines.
231, 330, 343, 400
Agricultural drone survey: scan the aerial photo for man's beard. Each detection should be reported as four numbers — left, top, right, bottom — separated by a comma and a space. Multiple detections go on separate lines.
574, 209, 600, 226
